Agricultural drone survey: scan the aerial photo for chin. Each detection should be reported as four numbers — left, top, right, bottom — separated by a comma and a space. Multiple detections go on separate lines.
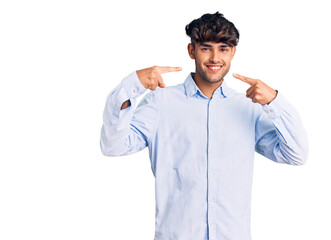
196, 66, 225, 83
210, 78, 223, 83
204, 74, 224, 83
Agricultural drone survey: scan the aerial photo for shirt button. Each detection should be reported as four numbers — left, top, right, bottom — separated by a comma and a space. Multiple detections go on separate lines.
209, 174, 214, 178
210, 125, 214, 130
209, 198, 214, 202
133, 88, 138, 93
210, 222, 214, 226
267, 110, 271, 113
209, 149, 213, 153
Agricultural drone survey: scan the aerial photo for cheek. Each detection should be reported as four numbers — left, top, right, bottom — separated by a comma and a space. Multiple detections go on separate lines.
225, 54, 234, 61
223, 57, 233, 66
194, 56, 204, 66
194, 52, 207, 61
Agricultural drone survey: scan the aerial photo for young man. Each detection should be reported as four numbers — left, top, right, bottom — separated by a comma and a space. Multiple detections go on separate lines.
100, 12, 308, 240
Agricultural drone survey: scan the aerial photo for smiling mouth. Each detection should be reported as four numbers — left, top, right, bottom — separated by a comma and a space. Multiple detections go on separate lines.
206, 65, 223, 72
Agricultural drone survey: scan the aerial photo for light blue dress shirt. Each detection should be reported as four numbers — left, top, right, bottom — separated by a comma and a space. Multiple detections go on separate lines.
100, 71, 308, 240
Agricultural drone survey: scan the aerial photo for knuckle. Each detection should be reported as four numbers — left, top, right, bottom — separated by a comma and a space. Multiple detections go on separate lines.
153, 78, 159, 84
151, 68, 158, 75
150, 72, 155, 78
151, 66, 158, 73
149, 79, 156, 86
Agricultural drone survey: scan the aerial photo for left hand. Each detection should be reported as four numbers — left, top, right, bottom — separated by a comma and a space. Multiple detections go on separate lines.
233, 73, 277, 105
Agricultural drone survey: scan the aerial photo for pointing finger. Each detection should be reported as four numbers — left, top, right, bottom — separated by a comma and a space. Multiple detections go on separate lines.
157, 66, 182, 74
233, 73, 256, 86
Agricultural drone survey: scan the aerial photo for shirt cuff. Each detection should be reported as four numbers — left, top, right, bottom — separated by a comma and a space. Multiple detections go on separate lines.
121, 71, 147, 99
262, 91, 287, 119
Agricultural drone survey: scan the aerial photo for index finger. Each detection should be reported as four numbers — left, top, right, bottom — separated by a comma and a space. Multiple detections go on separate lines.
233, 73, 257, 86
157, 66, 182, 74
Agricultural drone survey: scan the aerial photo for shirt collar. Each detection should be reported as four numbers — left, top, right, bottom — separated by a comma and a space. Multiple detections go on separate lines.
184, 72, 234, 98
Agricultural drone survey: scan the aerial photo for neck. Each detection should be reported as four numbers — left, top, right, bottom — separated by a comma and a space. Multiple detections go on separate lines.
193, 71, 223, 99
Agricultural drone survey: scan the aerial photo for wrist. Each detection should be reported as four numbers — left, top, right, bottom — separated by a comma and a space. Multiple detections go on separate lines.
267, 90, 278, 105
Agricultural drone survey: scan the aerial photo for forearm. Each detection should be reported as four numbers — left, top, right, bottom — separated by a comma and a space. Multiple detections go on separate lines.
121, 100, 131, 110
256, 92, 309, 165
100, 87, 135, 156
100, 72, 148, 157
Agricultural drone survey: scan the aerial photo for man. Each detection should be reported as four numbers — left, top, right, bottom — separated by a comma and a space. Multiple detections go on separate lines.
100, 12, 308, 240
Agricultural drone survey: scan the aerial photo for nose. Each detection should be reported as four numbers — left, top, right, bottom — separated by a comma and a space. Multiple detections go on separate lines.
209, 50, 221, 64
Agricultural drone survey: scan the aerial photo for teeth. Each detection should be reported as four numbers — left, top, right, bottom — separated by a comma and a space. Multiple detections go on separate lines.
208, 66, 222, 70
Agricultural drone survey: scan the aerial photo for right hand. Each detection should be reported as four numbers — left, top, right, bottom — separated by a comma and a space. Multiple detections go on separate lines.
136, 66, 182, 91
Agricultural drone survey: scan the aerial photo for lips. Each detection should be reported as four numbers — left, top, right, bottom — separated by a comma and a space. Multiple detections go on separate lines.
206, 64, 223, 72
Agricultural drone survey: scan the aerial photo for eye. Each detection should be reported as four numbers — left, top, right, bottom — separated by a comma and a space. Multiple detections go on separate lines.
201, 48, 210, 51
220, 48, 228, 52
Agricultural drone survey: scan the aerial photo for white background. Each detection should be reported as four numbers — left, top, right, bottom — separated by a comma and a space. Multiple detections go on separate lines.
0, 0, 330, 239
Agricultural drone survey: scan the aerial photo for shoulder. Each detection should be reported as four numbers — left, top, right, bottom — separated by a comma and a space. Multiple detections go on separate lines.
152, 83, 186, 101
137, 83, 185, 108
225, 87, 264, 115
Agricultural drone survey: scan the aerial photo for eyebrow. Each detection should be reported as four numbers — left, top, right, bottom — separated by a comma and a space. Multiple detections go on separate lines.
200, 43, 230, 48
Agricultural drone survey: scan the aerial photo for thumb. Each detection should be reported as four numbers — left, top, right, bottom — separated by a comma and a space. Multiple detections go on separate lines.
157, 74, 166, 88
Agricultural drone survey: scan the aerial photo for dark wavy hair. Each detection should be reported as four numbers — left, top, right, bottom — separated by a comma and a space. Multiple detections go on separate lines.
185, 12, 240, 48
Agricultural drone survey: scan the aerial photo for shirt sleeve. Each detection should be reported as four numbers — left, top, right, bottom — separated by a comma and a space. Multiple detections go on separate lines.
254, 92, 309, 165
100, 71, 159, 157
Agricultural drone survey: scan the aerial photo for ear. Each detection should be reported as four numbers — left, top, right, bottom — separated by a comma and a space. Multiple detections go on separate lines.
187, 43, 195, 59
230, 46, 236, 59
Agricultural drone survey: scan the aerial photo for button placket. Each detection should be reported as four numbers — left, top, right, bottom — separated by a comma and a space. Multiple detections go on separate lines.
207, 99, 217, 239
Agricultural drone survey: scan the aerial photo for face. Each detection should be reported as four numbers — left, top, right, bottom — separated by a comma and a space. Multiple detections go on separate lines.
188, 41, 236, 84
